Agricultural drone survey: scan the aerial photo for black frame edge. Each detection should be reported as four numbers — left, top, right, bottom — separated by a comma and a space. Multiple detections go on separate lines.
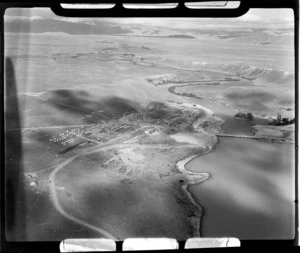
0, 0, 299, 252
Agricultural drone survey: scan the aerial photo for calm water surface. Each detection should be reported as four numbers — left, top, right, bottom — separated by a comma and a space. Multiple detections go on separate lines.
198, 98, 269, 135
186, 137, 295, 239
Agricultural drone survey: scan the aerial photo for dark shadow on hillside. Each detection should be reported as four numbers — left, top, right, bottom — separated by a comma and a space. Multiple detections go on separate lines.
145, 101, 182, 120
42, 89, 137, 122
4, 57, 25, 241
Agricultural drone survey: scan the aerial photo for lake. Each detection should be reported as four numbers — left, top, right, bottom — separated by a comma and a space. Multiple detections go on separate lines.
186, 137, 295, 239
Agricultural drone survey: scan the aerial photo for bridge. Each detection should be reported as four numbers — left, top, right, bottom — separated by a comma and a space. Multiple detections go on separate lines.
216, 134, 261, 139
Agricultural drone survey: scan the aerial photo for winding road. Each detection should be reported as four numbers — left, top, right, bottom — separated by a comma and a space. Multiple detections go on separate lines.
48, 126, 200, 239
48, 128, 147, 240
49, 148, 117, 240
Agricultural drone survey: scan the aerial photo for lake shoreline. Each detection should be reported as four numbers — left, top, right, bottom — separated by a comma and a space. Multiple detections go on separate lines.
175, 152, 211, 237
174, 94, 294, 238
186, 137, 295, 239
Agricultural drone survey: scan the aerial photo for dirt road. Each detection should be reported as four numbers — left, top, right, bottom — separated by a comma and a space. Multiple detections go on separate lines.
48, 126, 148, 239
49, 144, 118, 240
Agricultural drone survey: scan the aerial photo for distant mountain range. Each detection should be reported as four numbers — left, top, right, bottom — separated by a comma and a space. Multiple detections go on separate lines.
5, 19, 132, 35
5, 18, 293, 45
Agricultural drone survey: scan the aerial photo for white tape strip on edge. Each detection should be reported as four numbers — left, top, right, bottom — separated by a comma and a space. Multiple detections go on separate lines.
60, 238, 116, 252
123, 238, 179, 251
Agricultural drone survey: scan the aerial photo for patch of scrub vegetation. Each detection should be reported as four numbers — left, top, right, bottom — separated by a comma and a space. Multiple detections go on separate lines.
144, 102, 182, 120
269, 113, 295, 126
141, 101, 207, 133
234, 111, 254, 120
168, 86, 202, 99
58, 142, 85, 155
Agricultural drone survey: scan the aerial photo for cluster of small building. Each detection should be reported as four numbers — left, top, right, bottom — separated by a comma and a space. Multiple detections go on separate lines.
85, 123, 130, 141
49, 122, 130, 145
49, 127, 85, 144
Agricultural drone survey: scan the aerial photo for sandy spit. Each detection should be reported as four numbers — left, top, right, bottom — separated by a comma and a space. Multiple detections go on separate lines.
176, 154, 210, 237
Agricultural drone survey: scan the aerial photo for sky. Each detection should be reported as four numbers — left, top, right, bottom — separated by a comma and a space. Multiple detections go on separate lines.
4, 6, 294, 30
